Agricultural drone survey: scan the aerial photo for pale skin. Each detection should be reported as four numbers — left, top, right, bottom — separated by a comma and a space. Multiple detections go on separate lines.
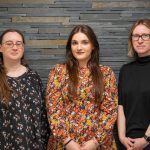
132, 24, 150, 57
0, 32, 26, 77
117, 24, 150, 150
64, 32, 99, 150
117, 105, 134, 149
64, 137, 98, 150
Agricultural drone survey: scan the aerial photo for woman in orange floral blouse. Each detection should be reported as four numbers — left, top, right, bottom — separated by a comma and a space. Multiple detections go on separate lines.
46, 25, 118, 150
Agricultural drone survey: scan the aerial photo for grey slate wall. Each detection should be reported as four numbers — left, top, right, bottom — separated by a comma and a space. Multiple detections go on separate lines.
0, 0, 150, 84
0, 0, 150, 149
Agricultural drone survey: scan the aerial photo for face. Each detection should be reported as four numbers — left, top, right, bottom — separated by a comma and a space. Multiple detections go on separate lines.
71, 32, 93, 67
0, 31, 24, 63
132, 24, 150, 57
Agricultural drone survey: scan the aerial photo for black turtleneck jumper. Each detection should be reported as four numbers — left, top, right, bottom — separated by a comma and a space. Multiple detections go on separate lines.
118, 56, 150, 138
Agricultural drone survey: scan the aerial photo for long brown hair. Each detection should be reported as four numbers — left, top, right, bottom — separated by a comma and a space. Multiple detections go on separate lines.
128, 19, 150, 57
0, 29, 28, 105
66, 25, 103, 103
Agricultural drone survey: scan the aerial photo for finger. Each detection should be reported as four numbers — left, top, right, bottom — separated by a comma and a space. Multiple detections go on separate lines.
127, 148, 133, 150
128, 143, 134, 149
128, 137, 135, 143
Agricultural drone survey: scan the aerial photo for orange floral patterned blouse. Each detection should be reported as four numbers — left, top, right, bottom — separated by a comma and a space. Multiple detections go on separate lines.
46, 64, 118, 150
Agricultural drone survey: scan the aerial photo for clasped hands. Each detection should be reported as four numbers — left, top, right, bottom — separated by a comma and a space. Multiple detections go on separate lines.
65, 138, 99, 150
121, 137, 149, 150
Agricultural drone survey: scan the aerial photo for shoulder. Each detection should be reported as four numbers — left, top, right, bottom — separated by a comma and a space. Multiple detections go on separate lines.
100, 65, 115, 77
49, 63, 66, 75
119, 60, 136, 73
26, 67, 42, 84
51, 63, 66, 72
27, 67, 41, 78
24, 68, 43, 89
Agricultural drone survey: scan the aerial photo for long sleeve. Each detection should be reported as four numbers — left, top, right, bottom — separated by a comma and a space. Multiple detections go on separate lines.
40, 87, 50, 149
34, 72, 50, 149
118, 66, 124, 106
46, 64, 70, 143
95, 67, 118, 144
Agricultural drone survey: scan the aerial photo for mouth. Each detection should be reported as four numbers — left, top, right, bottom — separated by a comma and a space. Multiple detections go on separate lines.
76, 52, 84, 54
137, 46, 145, 48
11, 52, 18, 55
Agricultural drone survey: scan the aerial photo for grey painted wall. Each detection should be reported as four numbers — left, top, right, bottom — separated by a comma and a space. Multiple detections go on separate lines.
0, 0, 150, 84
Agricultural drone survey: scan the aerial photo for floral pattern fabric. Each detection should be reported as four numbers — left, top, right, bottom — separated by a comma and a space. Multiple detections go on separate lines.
0, 68, 50, 150
46, 64, 118, 150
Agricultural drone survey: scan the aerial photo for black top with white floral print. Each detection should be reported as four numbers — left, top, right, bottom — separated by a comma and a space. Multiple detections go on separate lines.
0, 68, 50, 150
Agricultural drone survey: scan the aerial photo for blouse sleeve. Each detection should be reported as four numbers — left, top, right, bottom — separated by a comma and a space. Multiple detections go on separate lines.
35, 72, 50, 149
95, 67, 118, 144
46, 64, 69, 143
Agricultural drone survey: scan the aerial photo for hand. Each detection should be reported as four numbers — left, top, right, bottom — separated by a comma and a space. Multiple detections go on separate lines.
130, 137, 149, 150
65, 140, 81, 150
81, 139, 98, 150
120, 137, 134, 149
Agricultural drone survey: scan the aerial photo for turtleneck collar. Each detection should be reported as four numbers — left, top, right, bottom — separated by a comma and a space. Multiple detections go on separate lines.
136, 55, 150, 64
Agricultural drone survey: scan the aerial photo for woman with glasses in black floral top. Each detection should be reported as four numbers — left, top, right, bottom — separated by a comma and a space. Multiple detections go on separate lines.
0, 29, 50, 150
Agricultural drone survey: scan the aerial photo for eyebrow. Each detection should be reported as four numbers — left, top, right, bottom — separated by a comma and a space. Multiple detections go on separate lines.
3, 40, 23, 43
132, 33, 150, 35
71, 39, 89, 41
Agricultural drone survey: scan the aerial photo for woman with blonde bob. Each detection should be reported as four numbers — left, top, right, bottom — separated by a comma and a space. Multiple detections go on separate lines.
118, 19, 150, 150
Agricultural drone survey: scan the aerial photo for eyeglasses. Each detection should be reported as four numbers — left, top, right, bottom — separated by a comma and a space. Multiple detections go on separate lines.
2, 41, 24, 48
132, 34, 150, 41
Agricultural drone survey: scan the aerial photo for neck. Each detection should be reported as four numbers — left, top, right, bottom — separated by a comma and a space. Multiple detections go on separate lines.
78, 61, 88, 68
4, 61, 26, 77
138, 52, 150, 57
4, 61, 22, 72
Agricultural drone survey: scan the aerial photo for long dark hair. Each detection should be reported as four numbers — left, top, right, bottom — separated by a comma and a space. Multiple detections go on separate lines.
66, 25, 103, 103
0, 29, 28, 106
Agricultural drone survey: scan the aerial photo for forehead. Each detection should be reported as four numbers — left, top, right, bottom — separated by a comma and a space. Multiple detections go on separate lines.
72, 32, 89, 40
2, 31, 23, 42
133, 24, 150, 34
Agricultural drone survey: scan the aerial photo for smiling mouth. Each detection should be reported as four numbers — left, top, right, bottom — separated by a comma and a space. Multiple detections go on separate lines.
76, 52, 84, 54
11, 53, 18, 55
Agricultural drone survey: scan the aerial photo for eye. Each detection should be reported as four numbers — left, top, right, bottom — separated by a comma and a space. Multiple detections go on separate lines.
82, 40, 89, 44
6, 41, 13, 46
16, 42, 23, 46
132, 34, 139, 38
142, 34, 149, 38
71, 41, 78, 45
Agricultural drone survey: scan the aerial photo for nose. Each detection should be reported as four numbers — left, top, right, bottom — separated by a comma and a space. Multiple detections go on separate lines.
138, 37, 144, 43
77, 43, 82, 51
12, 44, 18, 50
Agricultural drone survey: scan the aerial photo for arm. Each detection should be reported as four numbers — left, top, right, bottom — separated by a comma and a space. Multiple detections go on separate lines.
117, 105, 126, 142
131, 125, 150, 150
94, 67, 118, 144
30, 71, 50, 149
117, 105, 134, 149
40, 90, 51, 149
117, 67, 134, 149
46, 65, 70, 143
37, 74, 50, 149
46, 65, 81, 150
